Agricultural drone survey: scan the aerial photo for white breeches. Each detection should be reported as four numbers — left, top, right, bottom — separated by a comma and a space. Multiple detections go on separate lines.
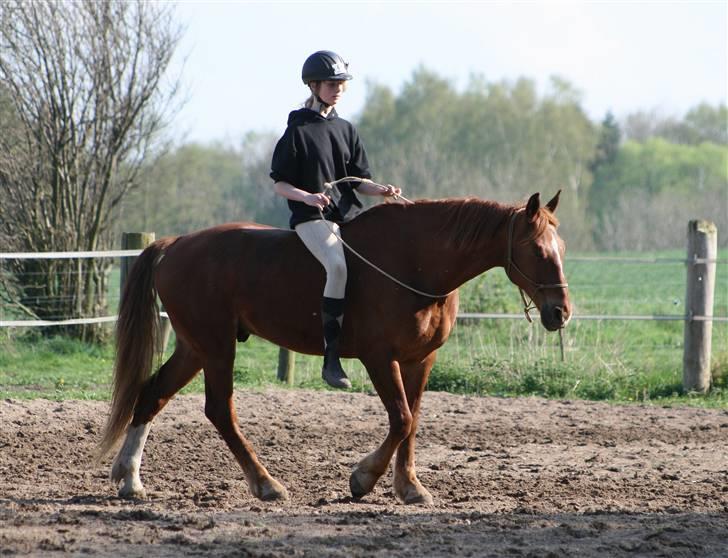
295, 219, 347, 299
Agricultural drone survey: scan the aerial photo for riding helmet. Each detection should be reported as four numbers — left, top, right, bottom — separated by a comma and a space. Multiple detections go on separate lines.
301, 50, 352, 84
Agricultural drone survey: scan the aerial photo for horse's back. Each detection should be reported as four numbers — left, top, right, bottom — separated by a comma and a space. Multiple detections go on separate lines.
153, 222, 327, 350
159, 222, 298, 267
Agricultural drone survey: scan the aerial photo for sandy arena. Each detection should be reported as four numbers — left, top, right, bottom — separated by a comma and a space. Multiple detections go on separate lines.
1, 389, 727, 557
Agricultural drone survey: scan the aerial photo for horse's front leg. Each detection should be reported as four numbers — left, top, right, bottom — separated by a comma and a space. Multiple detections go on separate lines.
350, 357, 413, 499
392, 352, 437, 505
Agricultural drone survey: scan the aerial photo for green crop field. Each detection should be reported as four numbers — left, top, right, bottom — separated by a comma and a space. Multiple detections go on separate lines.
0, 250, 726, 406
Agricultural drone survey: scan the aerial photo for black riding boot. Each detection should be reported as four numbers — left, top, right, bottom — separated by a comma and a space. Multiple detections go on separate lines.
321, 296, 351, 389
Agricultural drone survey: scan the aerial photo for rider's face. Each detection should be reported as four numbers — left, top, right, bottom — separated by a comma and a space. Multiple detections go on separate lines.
314, 80, 346, 106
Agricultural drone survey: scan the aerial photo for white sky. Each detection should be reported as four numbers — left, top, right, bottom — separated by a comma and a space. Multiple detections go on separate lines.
170, 1, 727, 144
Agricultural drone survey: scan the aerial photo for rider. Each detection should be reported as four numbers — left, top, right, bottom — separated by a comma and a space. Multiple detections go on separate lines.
270, 50, 400, 389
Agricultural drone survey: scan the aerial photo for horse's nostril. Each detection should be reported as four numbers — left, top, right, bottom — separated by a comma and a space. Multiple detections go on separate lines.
553, 306, 564, 322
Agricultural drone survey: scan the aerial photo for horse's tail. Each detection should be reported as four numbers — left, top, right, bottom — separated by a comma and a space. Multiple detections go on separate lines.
97, 238, 174, 460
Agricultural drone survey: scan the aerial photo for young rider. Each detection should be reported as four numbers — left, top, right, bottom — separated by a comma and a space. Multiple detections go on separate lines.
270, 50, 400, 389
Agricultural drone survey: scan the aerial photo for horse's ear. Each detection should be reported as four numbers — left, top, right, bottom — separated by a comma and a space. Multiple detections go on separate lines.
546, 190, 561, 213
526, 193, 541, 221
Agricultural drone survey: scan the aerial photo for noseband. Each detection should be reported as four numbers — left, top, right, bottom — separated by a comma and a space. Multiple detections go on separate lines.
505, 209, 569, 323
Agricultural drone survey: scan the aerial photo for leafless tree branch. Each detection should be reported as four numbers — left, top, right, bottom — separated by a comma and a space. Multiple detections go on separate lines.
0, 0, 182, 340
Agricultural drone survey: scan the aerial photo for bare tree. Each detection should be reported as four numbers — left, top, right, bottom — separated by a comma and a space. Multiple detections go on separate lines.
0, 0, 181, 340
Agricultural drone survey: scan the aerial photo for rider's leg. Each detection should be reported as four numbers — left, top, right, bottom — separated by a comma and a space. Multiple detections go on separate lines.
295, 219, 351, 389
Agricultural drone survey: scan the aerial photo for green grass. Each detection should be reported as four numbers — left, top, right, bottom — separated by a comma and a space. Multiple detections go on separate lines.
0, 249, 726, 407
0, 333, 116, 400
428, 250, 727, 407
0, 330, 378, 400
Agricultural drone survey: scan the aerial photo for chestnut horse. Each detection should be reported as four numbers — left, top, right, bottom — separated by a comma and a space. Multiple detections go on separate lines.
99, 192, 571, 504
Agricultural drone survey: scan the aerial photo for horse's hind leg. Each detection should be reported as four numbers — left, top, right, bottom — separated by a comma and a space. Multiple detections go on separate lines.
111, 340, 202, 498
350, 356, 413, 499
202, 352, 288, 502
392, 352, 437, 505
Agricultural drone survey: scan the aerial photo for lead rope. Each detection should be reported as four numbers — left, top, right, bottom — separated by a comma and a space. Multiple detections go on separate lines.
318, 177, 452, 299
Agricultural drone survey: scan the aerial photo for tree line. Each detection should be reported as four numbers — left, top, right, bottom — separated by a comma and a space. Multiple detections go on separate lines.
122, 69, 727, 253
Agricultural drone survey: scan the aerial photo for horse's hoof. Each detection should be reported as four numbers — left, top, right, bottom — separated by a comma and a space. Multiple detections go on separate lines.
349, 469, 378, 499
403, 489, 434, 506
118, 484, 147, 500
394, 475, 434, 505
349, 474, 367, 499
257, 478, 289, 502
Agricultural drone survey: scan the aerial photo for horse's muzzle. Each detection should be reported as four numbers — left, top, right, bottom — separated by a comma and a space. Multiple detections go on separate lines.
540, 303, 571, 331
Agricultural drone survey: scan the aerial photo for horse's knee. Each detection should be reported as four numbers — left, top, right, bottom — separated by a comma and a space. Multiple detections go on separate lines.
204, 400, 233, 432
389, 410, 413, 441
204, 400, 224, 424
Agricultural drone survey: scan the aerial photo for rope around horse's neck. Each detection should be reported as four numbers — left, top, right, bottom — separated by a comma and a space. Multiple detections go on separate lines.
319, 177, 452, 299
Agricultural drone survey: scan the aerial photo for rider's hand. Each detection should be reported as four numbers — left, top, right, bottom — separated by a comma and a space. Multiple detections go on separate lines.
303, 192, 331, 210
381, 184, 402, 198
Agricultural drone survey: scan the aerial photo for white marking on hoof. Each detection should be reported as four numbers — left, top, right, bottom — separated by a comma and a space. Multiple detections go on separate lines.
110, 423, 151, 499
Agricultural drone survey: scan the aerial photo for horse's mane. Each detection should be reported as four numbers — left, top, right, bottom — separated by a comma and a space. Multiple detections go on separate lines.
418, 198, 558, 249
429, 198, 512, 251
347, 197, 559, 250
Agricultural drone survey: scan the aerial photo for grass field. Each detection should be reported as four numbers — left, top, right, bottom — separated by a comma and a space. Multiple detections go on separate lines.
0, 250, 726, 407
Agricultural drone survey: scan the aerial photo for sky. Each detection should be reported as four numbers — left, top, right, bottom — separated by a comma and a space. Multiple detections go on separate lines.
169, 1, 727, 145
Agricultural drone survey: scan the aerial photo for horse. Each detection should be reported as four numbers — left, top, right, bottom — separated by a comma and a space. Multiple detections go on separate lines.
99, 191, 571, 505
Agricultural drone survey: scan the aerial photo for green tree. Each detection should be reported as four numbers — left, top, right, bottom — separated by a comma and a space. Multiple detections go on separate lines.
682, 103, 728, 144
588, 138, 727, 249
119, 132, 287, 236
624, 103, 727, 145
588, 112, 622, 245
357, 70, 597, 248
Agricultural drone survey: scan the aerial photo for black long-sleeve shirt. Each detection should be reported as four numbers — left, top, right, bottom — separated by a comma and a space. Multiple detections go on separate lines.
270, 108, 372, 228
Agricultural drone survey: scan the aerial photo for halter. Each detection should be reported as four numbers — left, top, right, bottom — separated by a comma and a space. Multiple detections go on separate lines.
505, 209, 569, 323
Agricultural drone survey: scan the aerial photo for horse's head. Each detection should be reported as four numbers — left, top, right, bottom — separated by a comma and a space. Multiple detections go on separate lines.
505, 191, 571, 331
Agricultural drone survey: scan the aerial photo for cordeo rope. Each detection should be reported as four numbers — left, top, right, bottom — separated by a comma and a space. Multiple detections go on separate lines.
323, 176, 414, 204
319, 177, 452, 299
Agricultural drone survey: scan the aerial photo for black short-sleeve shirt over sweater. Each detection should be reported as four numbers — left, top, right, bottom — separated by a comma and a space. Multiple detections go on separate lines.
270, 108, 372, 228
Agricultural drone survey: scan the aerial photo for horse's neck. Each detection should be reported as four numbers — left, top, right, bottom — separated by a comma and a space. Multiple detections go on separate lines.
368, 201, 509, 293
434, 204, 508, 290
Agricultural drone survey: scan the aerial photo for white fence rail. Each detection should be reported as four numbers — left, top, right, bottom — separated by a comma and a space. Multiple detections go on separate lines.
0, 250, 726, 327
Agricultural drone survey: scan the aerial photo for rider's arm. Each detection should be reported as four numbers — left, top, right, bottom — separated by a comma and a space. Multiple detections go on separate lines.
273, 181, 330, 210
355, 179, 401, 198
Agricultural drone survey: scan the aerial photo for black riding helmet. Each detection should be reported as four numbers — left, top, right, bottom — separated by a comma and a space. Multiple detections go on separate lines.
302, 50, 353, 84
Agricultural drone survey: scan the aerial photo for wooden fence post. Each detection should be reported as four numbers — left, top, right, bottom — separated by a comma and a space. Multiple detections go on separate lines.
277, 347, 295, 385
682, 220, 717, 394
121, 232, 172, 356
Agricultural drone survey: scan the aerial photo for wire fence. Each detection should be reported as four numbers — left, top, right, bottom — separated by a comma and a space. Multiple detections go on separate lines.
0, 249, 726, 327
